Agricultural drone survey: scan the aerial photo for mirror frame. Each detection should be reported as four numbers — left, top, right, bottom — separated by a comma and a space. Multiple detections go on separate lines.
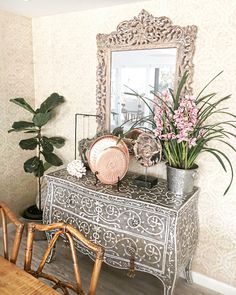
96, 9, 197, 132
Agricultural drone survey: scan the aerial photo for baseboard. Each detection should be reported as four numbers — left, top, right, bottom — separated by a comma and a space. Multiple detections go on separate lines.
192, 271, 236, 295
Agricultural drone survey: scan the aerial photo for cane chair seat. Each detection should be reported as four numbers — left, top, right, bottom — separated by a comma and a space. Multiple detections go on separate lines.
24, 222, 104, 295
0, 202, 24, 264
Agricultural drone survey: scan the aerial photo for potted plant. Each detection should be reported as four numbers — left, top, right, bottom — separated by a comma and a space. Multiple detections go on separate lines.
8, 93, 65, 219
125, 71, 236, 195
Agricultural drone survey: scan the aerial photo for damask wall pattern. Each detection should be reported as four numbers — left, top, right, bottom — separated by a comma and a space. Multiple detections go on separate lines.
32, 0, 236, 288
0, 10, 36, 216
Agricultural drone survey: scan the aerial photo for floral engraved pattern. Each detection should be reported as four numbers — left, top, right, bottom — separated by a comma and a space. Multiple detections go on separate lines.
43, 169, 199, 295
177, 198, 199, 273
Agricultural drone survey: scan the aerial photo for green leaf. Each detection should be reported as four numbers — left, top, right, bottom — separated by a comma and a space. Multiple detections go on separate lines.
151, 91, 175, 116
168, 88, 175, 103
19, 138, 38, 150
175, 71, 188, 109
10, 98, 35, 114
42, 152, 63, 166
197, 95, 231, 126
38, 93, 65, 113
217, 140, 236, 153
8, 121, 36, 133
196, 71, 223, 100
47, 137, 65, 149
125, 86, 155, 117
112, 126, 124, 137
44, 162, 52, 171
203, 147, 233, 195
41, 137, 54, 153
218, 111, 236, 119
24, 130, 39, 134
24, 157, 40, 173
196, 93, 217, 105
33, 112, 52, 127
34, 160, 45, 177
203, 148, 227, 172
197, 93, 217, 112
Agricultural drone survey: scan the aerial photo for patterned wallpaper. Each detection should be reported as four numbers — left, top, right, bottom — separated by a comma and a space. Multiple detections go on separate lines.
0, 11, 36, 216
32, 0, 236, 288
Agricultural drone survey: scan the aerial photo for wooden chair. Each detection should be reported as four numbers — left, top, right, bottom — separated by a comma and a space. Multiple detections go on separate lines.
24, 222, 105, 295
0, 201, 24, 264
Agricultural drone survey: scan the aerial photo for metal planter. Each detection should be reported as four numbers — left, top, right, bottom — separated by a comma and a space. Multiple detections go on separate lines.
166, 164, 198, 195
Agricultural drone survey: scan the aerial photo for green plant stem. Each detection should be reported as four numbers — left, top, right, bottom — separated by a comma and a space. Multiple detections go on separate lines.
169, 140, 180, 166
38, 127, 42, 212
164, 142, 176, 166
185, 144, 188, 169
38, 176, 41, 212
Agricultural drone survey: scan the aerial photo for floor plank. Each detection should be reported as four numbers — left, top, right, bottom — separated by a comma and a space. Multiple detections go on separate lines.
1, 229, 221, 295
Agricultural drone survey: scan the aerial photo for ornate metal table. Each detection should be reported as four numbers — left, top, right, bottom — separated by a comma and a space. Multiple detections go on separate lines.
43, 169, 199, 295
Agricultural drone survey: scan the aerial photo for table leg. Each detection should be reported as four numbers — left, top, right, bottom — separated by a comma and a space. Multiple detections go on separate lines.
163, 277, 176, 295
163, 283, 175, 295
184, 257, 193, 284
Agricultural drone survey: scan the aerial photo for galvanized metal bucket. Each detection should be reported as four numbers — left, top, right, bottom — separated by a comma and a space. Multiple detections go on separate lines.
166, 164, 198, 195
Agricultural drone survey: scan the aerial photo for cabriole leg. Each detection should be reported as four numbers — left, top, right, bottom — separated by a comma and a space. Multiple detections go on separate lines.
184, 257, 193, 284
162, 277, 176, 295
163, 283, 176, 295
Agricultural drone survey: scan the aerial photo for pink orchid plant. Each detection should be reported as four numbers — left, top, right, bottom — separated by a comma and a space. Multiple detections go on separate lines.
124, 71, 235, 195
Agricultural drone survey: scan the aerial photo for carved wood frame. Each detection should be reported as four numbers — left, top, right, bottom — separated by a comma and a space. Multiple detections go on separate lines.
96, 9, 197, 132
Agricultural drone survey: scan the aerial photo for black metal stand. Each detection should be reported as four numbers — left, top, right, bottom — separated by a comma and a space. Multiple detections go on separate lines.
117, 177, 121, 192
94, 171, 99, 186
93, 172, 121, 191
74, 113, 101, 160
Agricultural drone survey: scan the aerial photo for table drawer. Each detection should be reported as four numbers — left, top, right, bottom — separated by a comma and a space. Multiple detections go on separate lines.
96, 225, 166, 274
50, 183, 170, 244
49, 205, 167, 274
96, 199, 169, 244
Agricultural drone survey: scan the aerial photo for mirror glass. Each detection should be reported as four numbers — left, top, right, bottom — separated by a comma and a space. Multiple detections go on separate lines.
110, 48, 177, 131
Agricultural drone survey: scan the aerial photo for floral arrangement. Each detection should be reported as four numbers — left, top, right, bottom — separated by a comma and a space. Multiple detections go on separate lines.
67, 158, 86, 179
125, 71, 236, 195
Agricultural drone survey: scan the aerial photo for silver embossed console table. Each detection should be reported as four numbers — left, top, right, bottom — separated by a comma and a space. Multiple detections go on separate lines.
43, 169, 199, 295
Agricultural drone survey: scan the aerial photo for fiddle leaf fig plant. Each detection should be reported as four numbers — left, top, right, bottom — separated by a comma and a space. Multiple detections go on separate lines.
8, 93, 66, 215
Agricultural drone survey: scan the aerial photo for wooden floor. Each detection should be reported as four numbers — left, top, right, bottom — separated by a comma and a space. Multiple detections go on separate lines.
1, 230, 221, 295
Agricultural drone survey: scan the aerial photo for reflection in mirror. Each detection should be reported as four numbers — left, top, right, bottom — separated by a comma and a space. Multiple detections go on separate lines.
110, 48, 177, 131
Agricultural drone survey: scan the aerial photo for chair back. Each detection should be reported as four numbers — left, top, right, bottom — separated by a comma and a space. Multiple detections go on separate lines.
24, 222, 104, 295
0, 202, 24, 264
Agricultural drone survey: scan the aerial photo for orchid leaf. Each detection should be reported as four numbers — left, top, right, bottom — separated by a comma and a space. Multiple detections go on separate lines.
203, 147, 233, 195
175, 70, 188, 109
196, 71, 223, 100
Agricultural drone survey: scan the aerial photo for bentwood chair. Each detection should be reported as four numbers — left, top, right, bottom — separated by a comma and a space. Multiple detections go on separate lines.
0, 202, 24, 264
24, 222, 105, 295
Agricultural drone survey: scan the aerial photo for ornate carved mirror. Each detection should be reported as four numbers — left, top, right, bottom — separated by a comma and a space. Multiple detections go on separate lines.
96, 10, 197, 132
